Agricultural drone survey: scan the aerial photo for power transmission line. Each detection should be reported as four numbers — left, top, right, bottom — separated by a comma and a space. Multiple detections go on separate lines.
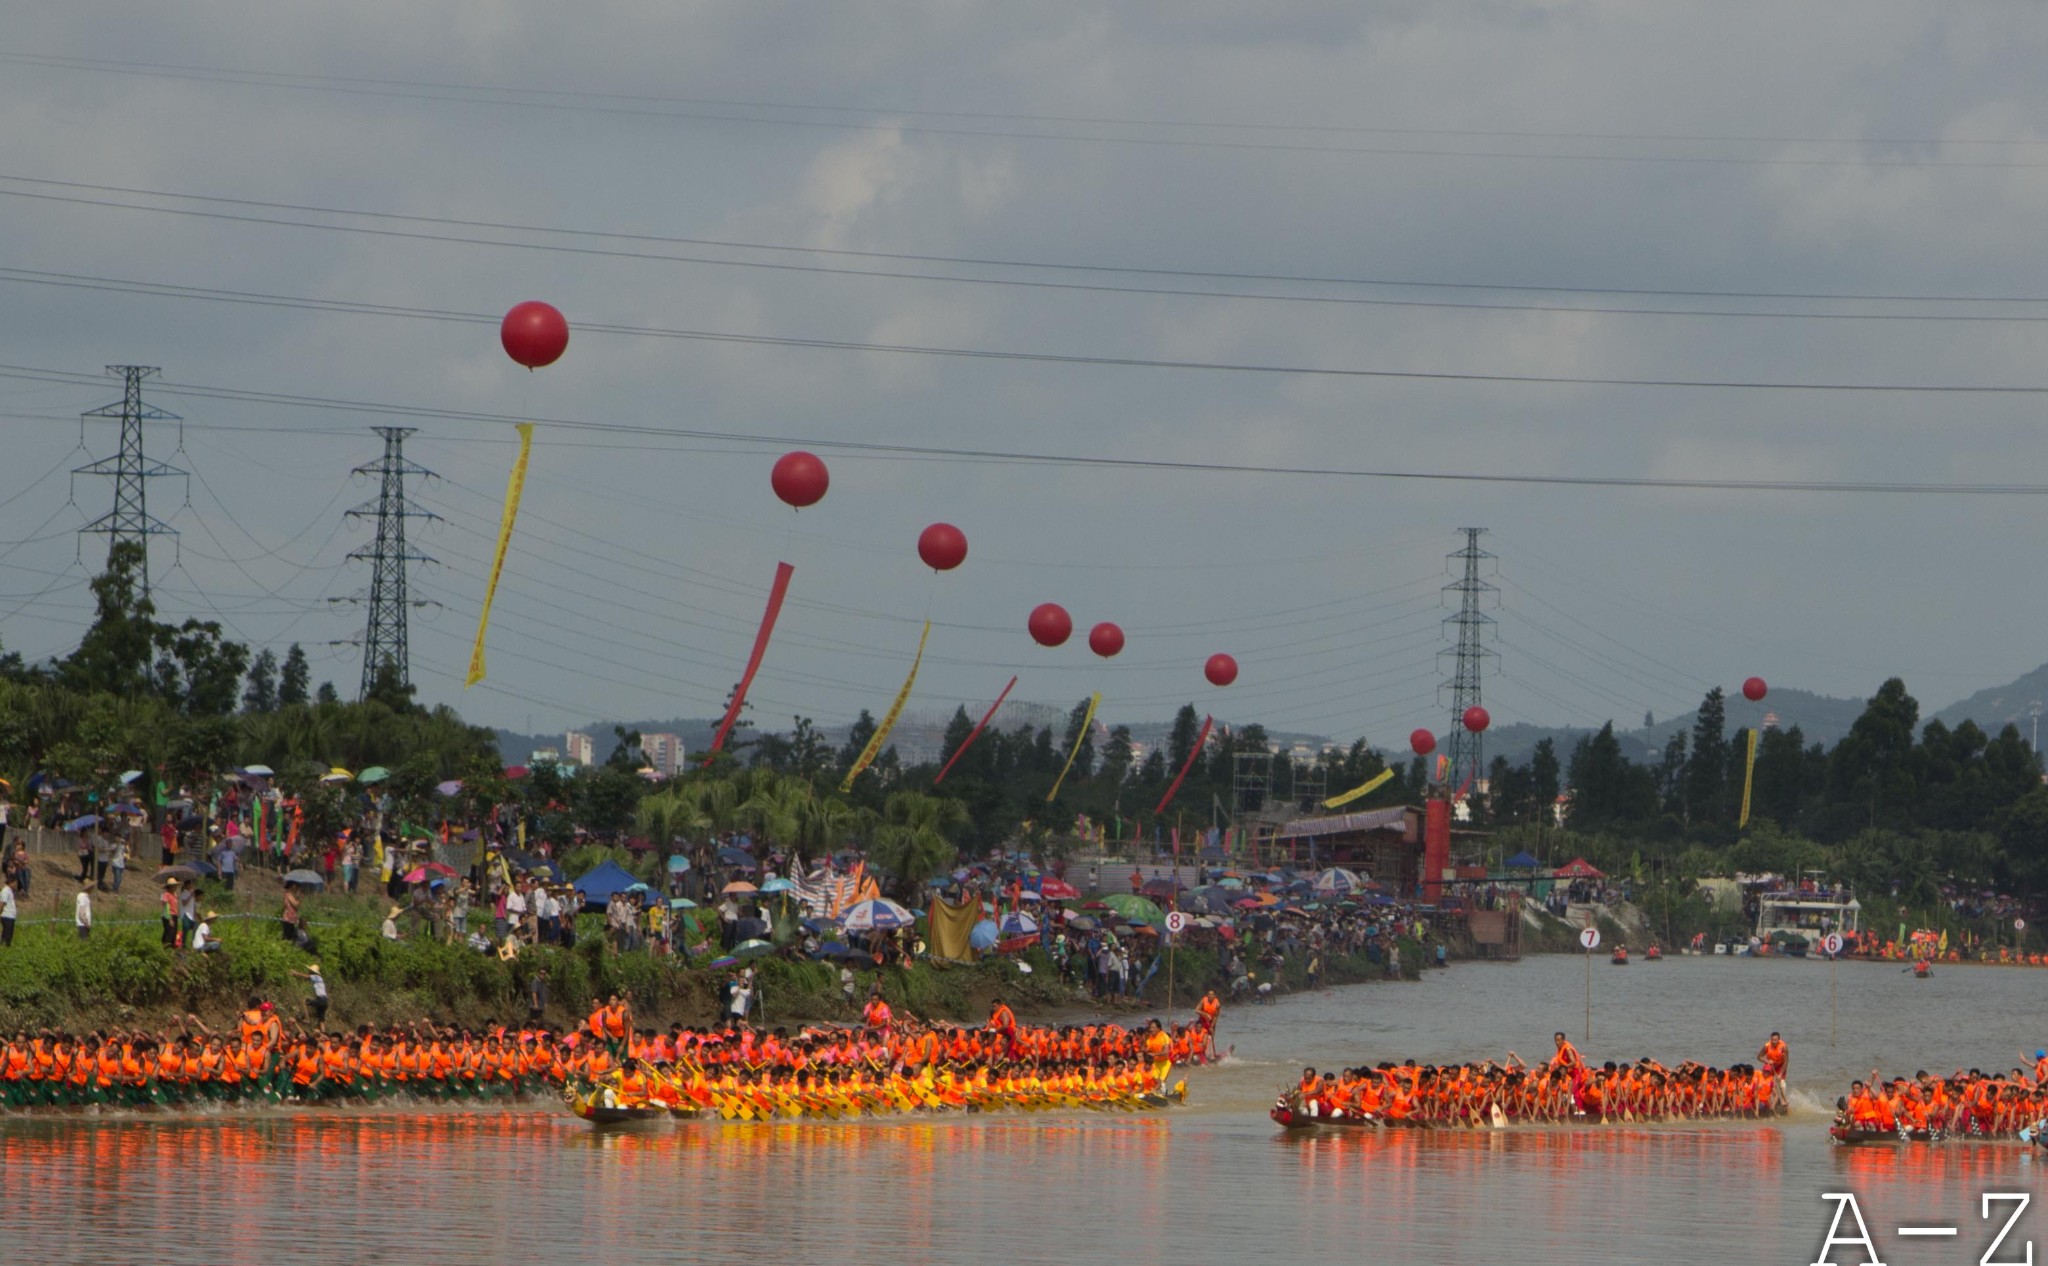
1441, 529, 1497, 794
71, 365, 185, 597
334, 427, 437, 701
5, 51, 2045, 169
8, 175, 2048, 310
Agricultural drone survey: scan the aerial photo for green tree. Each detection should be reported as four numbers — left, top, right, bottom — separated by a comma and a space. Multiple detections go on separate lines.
278, 643, 310, 707
242, 648, 279, 714
315, 681, 339, 706
61, 542, 160, 698
1829, 678, 1921, 831
1061, 697, 1096, 781
1098, 724, 1134, 786
153, 618, 250, 717
364, 661, 415, 712
1167, 705, 1201, 773
1530, 738, 1561, 815
1686, 687, 1727, 824
868, 790, 968, 900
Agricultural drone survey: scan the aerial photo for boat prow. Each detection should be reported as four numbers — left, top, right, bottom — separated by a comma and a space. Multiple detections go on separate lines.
565, 1086, 670, 1126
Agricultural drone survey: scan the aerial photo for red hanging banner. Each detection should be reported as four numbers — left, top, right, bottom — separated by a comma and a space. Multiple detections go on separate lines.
704, 561, 795, 762
1154, 715, 1213, 815
933, 676, 1018, 785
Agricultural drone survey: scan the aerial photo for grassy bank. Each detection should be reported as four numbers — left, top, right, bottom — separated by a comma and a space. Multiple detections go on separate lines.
0, 905, 1427, 1034
0, 849, 1433, 1032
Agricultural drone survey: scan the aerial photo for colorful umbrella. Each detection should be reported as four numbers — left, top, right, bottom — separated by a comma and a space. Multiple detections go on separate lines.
721, 881, 759, 895
1038, 878, 1081, 900
841, 898, 916, 932
1100, 894, 1164, 924
1313, 867, 1367, 896
357, 766, 390, 784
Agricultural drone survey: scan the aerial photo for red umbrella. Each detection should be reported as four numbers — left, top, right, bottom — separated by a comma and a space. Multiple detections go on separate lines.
1038, 878, 1080, 900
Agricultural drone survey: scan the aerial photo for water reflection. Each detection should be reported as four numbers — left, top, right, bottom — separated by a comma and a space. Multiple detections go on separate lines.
7, 954, 2048, 1266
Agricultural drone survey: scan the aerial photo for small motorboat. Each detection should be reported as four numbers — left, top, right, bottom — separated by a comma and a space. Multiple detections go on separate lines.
1643, 945, 1663, 962
1610, 946, 1629, 966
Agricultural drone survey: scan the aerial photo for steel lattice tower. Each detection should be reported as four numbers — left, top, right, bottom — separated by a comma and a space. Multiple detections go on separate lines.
1439, 527, 1497, 794
74, 366, 184, 598
340, 427, 438, 701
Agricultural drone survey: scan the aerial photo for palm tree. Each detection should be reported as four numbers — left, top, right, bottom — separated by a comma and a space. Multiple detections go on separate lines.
869, 791, 968, 900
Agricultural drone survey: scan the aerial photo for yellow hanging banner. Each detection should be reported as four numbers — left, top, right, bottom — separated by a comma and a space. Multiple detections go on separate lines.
1323, 767, 1395, 810
1045, 693, 1101, 803
466, 423, 533, 687
1738, 727, 1760, 828
841, 620, 929, 791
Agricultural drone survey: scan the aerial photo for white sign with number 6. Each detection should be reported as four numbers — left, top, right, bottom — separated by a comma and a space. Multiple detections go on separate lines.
1820, 932, 1844, 956
1578, 927, 1601, 951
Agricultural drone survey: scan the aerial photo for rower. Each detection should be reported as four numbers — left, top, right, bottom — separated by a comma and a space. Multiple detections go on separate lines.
1758, 1033, 1788, 1081
1548, 1032, 1583, 1071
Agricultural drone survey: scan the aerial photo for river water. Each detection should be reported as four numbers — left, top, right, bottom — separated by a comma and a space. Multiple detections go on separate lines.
8, 953, 2043, 1265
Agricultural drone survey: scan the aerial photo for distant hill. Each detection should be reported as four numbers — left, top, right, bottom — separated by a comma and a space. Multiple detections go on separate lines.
1930, 664, 2048, 739
486, 667, 2048, 771
1480, 688, 1880, 770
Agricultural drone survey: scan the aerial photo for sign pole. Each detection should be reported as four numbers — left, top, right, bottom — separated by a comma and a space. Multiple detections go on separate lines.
1164, 910, 1188, 1023
1578, 926, 1600, 1044
1819, 931, 1843, 1047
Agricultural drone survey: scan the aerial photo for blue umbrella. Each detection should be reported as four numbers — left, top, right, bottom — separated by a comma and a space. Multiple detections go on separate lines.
760, 877, 796, 895
717, 846, 756, 867
969, 920, 1000, 951
802, 917, 841, 934
107, 802, 142, 815
62, 815, 99, 831
709, 955, 739, 969
666, 855, 692, 873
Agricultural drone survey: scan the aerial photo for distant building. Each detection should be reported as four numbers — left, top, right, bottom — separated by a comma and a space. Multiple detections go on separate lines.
530, 746, 561, 765
565, 732, 595, 766
641, 732, 685, 779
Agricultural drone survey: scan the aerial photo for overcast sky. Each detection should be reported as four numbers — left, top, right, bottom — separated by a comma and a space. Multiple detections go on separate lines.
2, 2, 2046, 749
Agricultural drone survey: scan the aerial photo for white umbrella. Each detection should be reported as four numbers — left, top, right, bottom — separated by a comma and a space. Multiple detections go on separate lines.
1313, 867, 1367, 896
841, 898, 916, 932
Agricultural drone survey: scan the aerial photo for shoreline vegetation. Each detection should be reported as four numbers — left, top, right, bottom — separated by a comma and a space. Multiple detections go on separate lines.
0, 860, 1431, 1034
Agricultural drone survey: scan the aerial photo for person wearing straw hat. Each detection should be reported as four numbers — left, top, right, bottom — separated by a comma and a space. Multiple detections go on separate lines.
191, 910, 221, 954
291, 963, 328, 1022
160, 878, 181, 947
381, 906, 402, 942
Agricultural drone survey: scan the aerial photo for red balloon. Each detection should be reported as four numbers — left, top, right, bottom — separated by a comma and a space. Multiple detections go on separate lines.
1204, 653, 1238, 687
770, 451, 829, 509
1028, 603, 1072, 648
500, 301, 568, 369
917, 523, 968, 571
1410, 729, 1436, 756
1462, 705, 1490, 733
1088, 622, 1124, 658
1742, 676, 1768, 702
